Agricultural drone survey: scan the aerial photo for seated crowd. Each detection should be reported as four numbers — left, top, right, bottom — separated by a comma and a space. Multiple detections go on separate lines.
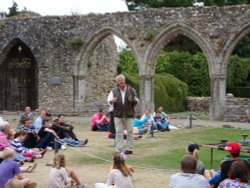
0, 106, 89, 188
91, 106, 171, 140
1, 104, 250, 188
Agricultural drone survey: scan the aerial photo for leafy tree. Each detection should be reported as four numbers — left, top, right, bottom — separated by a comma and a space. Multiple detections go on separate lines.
233, 35, 250, 58
124, 0, 250, 10
117, 48, 138, 73
6, 1, 20, 17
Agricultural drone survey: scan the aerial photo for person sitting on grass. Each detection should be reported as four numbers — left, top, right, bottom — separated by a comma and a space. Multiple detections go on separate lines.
17, 119, 39, 149
170, 155, 209, 188
213, 142, 242, 187
90, 108, 110, 131
48, 153, 88, 188
51, 114, 80, 141
187, 143, 205, 175
95, 152, 133, 188
204, 161, 223, 187
153, 111, 170, 132
133, 114, 149, 135
141, 109, 155, 127
218, 160, 250, 187
19, 106, 35, 129
0, 121, 27, 163
0, 148, 37, 188
10, 131, 47, 160
37, 118, 88, 149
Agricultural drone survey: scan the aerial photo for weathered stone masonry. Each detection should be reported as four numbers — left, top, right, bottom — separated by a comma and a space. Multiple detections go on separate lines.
0, 6, 250, 120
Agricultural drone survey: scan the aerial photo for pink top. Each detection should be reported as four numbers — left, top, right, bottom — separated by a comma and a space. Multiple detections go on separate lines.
0, 132, 11, 151
90, 113, 108, 129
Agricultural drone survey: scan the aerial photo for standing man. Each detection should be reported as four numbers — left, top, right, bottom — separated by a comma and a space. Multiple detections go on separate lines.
107, 74, 138, 154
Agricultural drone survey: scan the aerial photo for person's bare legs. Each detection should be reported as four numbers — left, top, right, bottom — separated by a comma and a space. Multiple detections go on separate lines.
204, 169, 216, 179
67, 169, 81, 185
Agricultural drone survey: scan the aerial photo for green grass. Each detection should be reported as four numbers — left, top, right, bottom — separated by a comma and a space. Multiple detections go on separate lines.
68, 123, 250, 171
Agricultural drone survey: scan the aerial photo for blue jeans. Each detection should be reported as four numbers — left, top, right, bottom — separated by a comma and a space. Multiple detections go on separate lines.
14, 153, 26, 162
92, 123, 109, 131
156, 120, 170, 130
36, 132, 55, 149
60, 138, 81, 146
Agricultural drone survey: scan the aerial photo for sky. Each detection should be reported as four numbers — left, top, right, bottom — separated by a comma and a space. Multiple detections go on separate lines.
0, 0, 128, 15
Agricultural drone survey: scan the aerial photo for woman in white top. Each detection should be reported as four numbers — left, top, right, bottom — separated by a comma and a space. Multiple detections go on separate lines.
95, 152, 133, 188
48, 154, 88, 188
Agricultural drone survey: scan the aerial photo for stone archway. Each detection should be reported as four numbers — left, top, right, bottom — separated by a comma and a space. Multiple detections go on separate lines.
145, 23, 215, 76
221, 22, 250, 74
74, 27, 140, 111
0, 38, 38, 111
142, 23, 216, 115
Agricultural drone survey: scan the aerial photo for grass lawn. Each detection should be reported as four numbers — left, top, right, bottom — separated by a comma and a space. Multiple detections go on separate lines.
8, 118, 250, 187
71, 122, 249, 171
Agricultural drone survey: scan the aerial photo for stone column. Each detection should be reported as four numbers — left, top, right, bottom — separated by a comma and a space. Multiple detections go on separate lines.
210, 74, 226, 120
139, 75, 154, 113
73, 75, 86, 111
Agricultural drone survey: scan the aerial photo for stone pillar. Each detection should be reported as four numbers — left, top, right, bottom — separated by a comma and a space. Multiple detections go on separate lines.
139, 75, 154, 113
210, 74, 226, 120
73, 75, 86, 111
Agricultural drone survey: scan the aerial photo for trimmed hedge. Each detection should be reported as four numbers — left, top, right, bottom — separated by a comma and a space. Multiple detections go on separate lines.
227, 87, 250, 98
123, 72, 188, 112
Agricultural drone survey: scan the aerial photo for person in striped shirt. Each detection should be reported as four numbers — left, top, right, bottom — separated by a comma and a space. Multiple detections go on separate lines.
10, 131, 46, 160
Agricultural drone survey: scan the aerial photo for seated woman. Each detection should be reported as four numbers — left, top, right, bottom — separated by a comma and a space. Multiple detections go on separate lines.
0, 148, 37, 188
95, 152, 133, 188
48, 153, 88, 188
90, 108, 110, 131
218, 160, 250, 187
141, 109, 155, 127
0, 121, 27, 162
133, 114, 149, 135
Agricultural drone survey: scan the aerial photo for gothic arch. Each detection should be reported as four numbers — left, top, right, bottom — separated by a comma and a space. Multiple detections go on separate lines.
74, 26, 140, 76
145, 23, 215, 77
0, 38, 38, 111
221, 21, 250, 74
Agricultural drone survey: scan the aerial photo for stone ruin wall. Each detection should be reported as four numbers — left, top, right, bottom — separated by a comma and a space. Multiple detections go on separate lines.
38, 36, 118, 115
187, 96, 250, 122
0, 16, 118, 114
81, 36, 119, 113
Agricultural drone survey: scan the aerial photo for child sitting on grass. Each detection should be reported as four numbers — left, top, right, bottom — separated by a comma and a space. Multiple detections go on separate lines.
10, 131, 47, 160
48, 153, 88, 188
95, 152, 133, 188
0, 148, 37, 188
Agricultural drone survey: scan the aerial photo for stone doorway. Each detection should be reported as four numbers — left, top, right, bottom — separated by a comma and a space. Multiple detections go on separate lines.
0, 39, 38, 111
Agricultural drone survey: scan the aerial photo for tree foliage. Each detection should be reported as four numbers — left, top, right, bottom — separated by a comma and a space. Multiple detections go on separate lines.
124, 0, 250, 10
6, 1, 20, 17
118, 47, 250, 97
123, 72, 188, 112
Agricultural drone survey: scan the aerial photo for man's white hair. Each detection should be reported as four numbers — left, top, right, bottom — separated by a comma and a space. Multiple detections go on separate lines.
0, 120, 9, 131
115, 74, 125, 82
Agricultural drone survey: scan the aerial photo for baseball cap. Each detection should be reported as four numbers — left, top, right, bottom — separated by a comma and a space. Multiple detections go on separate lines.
224, 142, 240, 154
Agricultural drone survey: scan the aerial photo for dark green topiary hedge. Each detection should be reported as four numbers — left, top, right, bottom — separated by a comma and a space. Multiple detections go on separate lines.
123, 72, 188, 112
227, 87, 250, 98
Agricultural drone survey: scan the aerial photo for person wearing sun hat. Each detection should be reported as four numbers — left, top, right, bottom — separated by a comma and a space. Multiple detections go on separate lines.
214, 142, 241, 188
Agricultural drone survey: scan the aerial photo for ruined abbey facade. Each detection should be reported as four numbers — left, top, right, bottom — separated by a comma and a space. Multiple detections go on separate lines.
0, 5, 250, 120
